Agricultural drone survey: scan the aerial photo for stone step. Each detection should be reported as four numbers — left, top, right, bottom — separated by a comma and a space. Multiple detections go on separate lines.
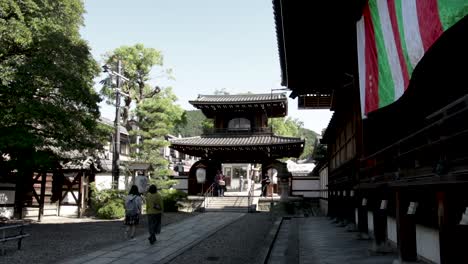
205, 207, 249, 213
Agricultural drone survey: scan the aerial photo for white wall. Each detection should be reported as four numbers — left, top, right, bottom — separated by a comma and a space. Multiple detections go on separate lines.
355, 208, 359, 226
0, 183, 15, 219
59, 205, 78, 217
172, 177, 188, 193
319, 167, 328, 199
293, 191, 320, 198
387, 217, 397, 244
62, 191, 79, 204
292, 178, 320, 198
95, 173, 130, 191
292, 178, 319, 190
320, 199, 328, 215
416, 225, 440, 264
368, 211, 374, 232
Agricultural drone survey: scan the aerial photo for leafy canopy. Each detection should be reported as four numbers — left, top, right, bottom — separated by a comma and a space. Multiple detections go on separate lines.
0, 0, 101, 169
100, 43, 172, 126
134, 87, 184, 181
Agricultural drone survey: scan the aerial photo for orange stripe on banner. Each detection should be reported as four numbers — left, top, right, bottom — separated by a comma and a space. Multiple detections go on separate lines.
417, 0, 444, 51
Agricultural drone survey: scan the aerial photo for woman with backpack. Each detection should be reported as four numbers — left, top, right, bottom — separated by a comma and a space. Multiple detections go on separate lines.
124, 185, 142, 241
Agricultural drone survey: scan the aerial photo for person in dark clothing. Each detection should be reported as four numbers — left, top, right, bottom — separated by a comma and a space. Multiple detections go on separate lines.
261, 175, 271, 197
215, 170, 226, 197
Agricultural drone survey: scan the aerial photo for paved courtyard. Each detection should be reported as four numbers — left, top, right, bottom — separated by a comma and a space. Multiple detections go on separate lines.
269, 217, 398, 264
54, 212, 401, 264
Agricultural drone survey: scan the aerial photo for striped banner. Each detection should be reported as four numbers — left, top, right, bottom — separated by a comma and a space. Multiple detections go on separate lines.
358, 0, 468, 117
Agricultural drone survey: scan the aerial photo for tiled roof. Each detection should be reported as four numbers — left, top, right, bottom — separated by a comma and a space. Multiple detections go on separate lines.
189, 93, 287, 105
170, 135, 304, 147
99, 117, 129, 135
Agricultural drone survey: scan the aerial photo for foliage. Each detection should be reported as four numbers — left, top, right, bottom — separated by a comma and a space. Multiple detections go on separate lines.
101, 44, 184, 188
97, 201, 125, 219
0, 0, 102, 171
173, 110, 209, 137
159, 189, 188, 212
270, 117, 302, 137
89, 182, 126, 217
269, 117, 318, 160
100, 43, 171, 126
150, 177, 179, 190
133, 87, 184, 180
213, 88, 230, 95
298, 128, 318, 160
312, 143, 327, 163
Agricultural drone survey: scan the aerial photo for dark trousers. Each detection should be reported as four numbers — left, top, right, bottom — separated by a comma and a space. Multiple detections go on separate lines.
148, 213, 162, 238
217, 185, 225, 196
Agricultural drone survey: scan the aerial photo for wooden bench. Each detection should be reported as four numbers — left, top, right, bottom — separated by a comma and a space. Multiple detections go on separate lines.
0, 223, 30, 255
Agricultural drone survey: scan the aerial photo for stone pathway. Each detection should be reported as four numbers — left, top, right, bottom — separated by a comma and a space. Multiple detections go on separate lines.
58, 212, 244, 264
268, 216, 398, 264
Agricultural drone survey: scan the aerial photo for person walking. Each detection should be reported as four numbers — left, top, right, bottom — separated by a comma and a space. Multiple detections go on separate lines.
215, 170, 226, 197
124, 185, 142, 241
145, 184, 163, 245
261, 175, 271, 197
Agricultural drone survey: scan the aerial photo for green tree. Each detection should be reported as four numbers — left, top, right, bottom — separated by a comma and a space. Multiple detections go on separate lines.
100, 43, 171, 126
270, 117, 302, 137
134, 88, 184, 185
173, 110, 207, 137
0, 1, 101, 171
270, 117, 318, 159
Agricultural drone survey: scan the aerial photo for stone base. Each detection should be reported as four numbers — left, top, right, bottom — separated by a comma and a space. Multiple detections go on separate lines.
356, 232, 371, 240
392, 259, 422, 264
369, 241, 394, 254
345, 223, 359, 232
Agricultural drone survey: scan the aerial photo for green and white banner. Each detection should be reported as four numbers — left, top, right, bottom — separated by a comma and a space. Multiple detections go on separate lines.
357, 0, 468, 117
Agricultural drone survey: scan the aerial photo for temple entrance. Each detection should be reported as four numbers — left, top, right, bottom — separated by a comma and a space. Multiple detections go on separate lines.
170, 93, 305, 197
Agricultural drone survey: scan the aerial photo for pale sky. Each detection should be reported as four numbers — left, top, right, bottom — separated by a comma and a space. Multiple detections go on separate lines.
80, 0, 333, 133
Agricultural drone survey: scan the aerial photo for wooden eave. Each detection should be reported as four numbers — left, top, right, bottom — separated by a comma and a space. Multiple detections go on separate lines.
273, 0, 365, 98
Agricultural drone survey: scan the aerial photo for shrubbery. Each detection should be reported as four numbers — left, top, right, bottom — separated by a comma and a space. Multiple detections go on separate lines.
97, 201, 126, 219
89, 182, 188, 217
89, 183, 126, 219
160, 189, 188, 212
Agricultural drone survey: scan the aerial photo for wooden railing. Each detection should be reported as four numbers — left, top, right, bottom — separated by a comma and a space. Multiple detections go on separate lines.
360, 94, 468, 181
203, 127, 273, 135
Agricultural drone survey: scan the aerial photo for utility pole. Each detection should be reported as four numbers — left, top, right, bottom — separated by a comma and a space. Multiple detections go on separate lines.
103, 60, 129, 189
113, 60, 122, 188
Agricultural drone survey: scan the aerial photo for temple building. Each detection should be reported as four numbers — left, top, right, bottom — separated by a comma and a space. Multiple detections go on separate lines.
273, 1, 468, 263
170, 93, 305, 195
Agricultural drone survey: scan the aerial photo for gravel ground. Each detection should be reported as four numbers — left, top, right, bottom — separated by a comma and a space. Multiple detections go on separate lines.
1, 212, 196, 264
168, 213, 276, 264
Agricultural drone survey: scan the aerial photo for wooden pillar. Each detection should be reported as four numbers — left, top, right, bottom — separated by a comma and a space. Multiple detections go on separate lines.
77, 171, 83, 218
38, 172, 46, 222
346, 190, 356, 224
328, 190, 335, 218
373, 199, 388, 246
396, 190, 417, 261
438, 190, 468, 264
358, 194, 369, 234
438, 191, 450, 264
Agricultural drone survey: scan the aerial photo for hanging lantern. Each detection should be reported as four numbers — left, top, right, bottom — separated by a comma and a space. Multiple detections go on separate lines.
196, 168, 206, 183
